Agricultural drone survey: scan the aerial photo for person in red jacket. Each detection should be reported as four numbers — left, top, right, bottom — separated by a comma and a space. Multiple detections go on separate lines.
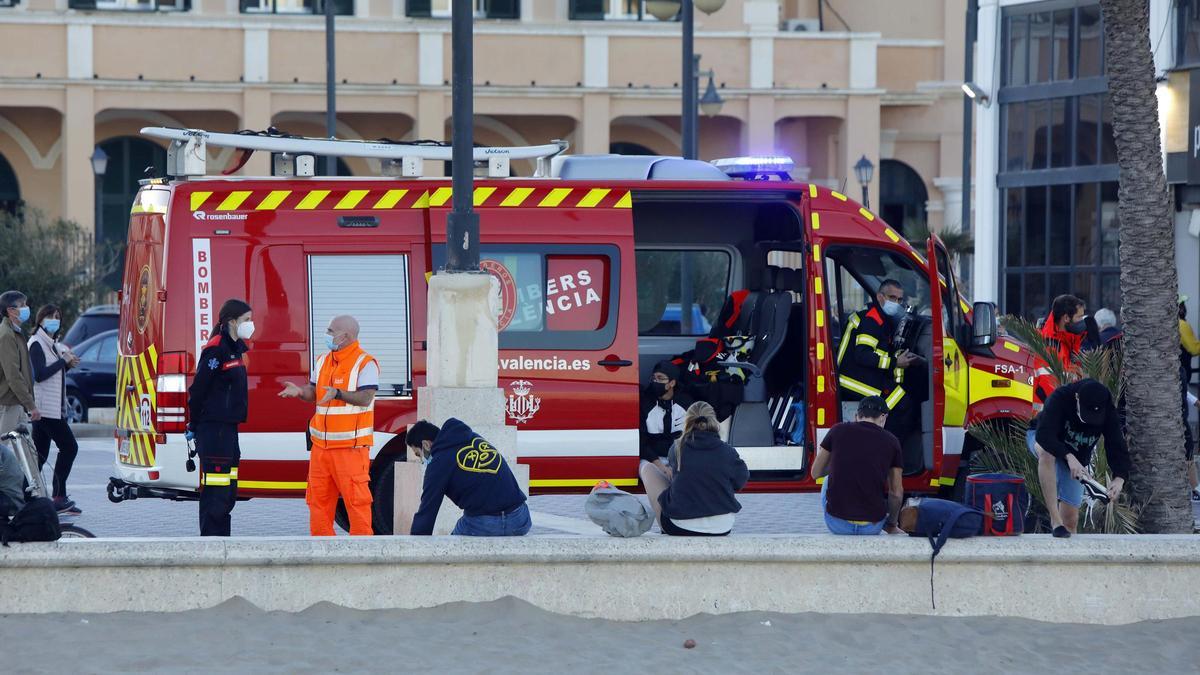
1033, 294, 1087, 410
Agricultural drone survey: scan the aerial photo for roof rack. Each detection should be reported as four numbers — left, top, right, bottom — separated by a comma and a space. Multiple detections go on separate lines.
141, 127, 569, 179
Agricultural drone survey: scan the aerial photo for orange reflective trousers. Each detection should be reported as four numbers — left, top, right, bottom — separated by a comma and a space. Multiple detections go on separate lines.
306, 443, 373, 536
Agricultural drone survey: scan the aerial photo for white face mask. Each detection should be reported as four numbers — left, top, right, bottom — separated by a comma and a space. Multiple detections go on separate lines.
236, 320, 255, 340
882, 300, 905, 317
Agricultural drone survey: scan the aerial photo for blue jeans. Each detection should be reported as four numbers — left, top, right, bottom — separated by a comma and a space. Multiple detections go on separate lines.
820, 479, 885, 535
451, 502, 532, 536
1026, 429, 1083, 507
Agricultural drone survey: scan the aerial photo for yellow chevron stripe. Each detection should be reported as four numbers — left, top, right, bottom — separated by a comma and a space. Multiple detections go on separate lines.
576, 188, 610, 208
372, 189, 408, 209
614, 191, 632, 209
144, 435, 156, 465
499, 187, 534, 207
148, 344, 159, 370
216, 191, 252, 211
256, 190, 291, 210
429, 187, 453, 207
411, 191, 430, 209
296, 190, 331, 210
334, 190, 370, 210
539, 188, 572, 207
190, 191, 212, 211
473, 186, 496, 206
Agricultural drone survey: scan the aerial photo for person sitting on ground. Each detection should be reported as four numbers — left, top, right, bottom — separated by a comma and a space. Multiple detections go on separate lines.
406, 418, 530, 537
1029, 378, 1130, 538
639, 401, 748, 536
811, 396, 904, 535
639, 360, 692, 474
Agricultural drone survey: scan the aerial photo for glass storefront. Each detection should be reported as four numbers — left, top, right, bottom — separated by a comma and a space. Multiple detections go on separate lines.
998, 1, 1119, 319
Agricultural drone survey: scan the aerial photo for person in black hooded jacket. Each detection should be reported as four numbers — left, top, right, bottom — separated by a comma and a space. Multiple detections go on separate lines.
639, 400, 748, 536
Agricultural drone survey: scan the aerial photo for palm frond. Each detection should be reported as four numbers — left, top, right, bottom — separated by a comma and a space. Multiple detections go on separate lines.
1000, 316, 1071, 385
1075, 345, 1124, 401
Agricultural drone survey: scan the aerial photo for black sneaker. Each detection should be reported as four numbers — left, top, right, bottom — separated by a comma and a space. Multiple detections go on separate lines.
53, 497, 81, 515
1052, 525, 1071, 538
1079, 475, 1111, 504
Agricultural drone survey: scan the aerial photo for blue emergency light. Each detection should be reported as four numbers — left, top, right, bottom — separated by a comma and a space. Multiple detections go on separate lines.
711, 156, 795, 181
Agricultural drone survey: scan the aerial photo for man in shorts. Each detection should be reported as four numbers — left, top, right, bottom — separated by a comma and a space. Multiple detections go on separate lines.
1028, 379, 1130, 538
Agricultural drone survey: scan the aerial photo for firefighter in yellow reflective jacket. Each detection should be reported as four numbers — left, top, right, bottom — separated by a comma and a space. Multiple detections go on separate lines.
836, 279, 921, 446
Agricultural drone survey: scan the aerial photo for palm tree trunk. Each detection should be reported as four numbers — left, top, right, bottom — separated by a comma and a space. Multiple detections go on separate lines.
1100, 0, 1192, 532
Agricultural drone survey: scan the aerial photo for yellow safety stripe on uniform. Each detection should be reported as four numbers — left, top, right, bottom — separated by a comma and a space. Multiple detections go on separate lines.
372, 189, 408, 209
191, 191, 212, 211
216, 191, 252, 211
576, 188, 610, 208
859, 208, 874, 221
308, 426, 374, 442
239, 480, 308, 490
839, 375, 882, 397
875, 350, 892, 370
429, 187, 453, 207
894, 367, 905, 383
885, 386, 906, 409
837, 314, 861, 364
257, 190, 291, 210
296, 190, 330, 210
334, 189, 370, 210
855, 333, 879, 348
501, 187, 534, 207
528, 478, 640, 488
539, 188, 573, 207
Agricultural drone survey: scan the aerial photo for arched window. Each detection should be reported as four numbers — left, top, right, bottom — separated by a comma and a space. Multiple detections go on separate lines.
97, 137, 168, 288
0, 152, 20, 216
879, 159, 928, 237
609, 142, 657, 156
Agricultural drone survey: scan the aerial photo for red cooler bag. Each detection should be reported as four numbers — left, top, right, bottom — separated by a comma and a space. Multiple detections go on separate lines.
965, 473, 1027, 536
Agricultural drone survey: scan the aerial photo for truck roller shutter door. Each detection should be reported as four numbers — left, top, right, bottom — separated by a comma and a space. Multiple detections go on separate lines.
308, 255, 412, 395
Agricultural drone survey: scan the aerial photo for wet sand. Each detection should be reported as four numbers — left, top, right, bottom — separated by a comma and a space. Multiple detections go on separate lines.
3, 596, 1196, 674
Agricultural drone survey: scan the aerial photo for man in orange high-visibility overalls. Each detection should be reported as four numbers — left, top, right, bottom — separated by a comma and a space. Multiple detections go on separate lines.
279, 315, 379, 535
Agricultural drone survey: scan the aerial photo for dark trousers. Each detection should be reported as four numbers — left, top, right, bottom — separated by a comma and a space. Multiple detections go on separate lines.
32, 417, 78, 499
196, 422, 241, 537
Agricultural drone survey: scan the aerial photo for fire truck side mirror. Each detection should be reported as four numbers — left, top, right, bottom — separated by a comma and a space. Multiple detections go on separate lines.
971, 301, 998, 348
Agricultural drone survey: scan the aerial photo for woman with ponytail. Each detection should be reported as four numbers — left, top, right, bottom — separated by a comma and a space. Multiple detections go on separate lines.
638, 400, 748, 536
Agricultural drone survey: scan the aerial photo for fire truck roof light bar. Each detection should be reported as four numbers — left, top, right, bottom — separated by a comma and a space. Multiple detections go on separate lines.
141, 127, 570, 179
711, 156, 795, 180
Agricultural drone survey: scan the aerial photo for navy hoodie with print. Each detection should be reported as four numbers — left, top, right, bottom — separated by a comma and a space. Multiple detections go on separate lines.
410, 418, 526, 535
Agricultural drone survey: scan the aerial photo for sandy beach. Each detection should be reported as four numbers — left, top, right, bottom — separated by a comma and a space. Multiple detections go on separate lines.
2, 596, 1196, 674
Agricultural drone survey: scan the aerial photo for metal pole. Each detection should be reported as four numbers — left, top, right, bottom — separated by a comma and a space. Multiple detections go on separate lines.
324, 0, 337, 176
861, 184, 870, 210
94, 173, 104, 303
681, 0, 697, 160
961, 0, 977, 237
446, 0, 479, 272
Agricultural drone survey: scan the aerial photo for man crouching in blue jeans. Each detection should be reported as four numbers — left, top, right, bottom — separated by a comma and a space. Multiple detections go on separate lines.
811, 396, 905, 535
406, 418, 531, 536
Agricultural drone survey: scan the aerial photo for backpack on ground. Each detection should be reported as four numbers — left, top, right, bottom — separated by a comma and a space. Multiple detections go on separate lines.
965, 472, 1028, 536
1, 497, 62, 546
585, 482, 654, 538
899, 497, 985, 609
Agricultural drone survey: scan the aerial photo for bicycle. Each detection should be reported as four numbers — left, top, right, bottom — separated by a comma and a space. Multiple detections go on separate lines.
2, 424, 95, 539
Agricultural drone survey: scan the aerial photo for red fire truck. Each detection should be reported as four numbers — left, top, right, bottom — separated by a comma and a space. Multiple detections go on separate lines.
108, 128, 1034, 532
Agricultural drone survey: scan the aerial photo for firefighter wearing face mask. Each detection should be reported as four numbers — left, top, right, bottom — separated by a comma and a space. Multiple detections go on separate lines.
186, 298, 254, 536
836, 280, 921, 440
1033, 294, 1089, 411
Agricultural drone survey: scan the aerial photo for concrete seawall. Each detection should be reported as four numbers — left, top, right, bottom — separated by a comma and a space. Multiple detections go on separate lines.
1, 535, 1196, 625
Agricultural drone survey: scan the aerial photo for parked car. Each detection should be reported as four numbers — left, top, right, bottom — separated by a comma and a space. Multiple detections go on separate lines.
63, 304, 119, 347
64, 329, 117, 423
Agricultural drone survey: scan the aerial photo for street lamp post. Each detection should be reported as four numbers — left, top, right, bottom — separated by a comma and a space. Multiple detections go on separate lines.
853, 155, 874, 210
90, 146, 108, 242
324, 0, 337, 176
648, 0, 725, 160
446, 0, 479, 272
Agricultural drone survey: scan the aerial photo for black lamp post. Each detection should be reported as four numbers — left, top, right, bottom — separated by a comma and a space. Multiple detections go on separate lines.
446, 0, 478, 272
647, 0, 726, 160
324, 0, 337, 176
853, 155, 874, 210
90, 146, 108, 242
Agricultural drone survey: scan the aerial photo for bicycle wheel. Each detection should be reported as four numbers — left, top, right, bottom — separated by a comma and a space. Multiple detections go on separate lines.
60, 524, 95, 539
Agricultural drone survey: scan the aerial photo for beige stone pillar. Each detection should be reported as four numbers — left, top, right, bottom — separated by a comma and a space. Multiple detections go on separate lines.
417, 90, 446, 175
579, 93, 611, 155
843, 95, 881, 210
61, 85, 95, 231
745, 95, 776, 157
240, 88, 272, 176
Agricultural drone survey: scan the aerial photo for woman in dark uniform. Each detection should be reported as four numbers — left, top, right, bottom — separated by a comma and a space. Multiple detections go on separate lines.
186, 299, 253, 536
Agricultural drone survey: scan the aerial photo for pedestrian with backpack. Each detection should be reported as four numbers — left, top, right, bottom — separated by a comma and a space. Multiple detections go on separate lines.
811, 396, 905, 535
